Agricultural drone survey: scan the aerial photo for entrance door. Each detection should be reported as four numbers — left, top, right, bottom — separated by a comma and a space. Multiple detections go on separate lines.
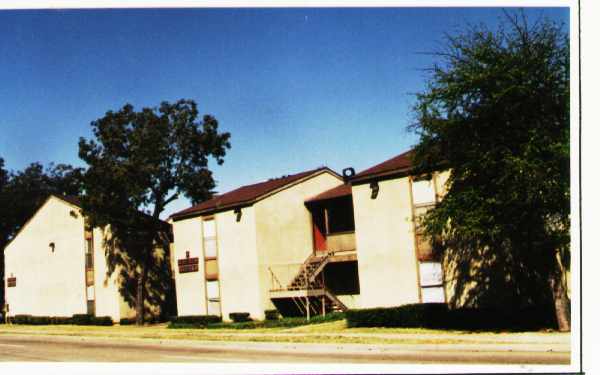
312, 208, 327, 254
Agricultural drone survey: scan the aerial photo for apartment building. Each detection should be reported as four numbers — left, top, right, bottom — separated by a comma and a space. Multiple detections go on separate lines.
170, 167, 362, 320
348, 150, 451, 308
3, 194, 173, 322
170, 151, 458, 320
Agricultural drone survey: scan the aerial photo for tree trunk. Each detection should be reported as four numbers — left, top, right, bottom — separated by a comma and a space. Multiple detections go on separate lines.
135, 265, 148, 326
549, 270, 570, 332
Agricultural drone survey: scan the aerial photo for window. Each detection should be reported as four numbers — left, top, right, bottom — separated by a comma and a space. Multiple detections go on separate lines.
206, 280, 220, 299
207, 300, 221, 316
419, 262, 445, 303
85, 230, 94, 269
206, 280, 221, 316
419, 262, 443, 286
411, 174, 446, 304
203, 219, 216, 238
87, 285, 95, 301
203, 219, 217, 258
204, 239, 217, 258
413, 203, 436, 261
204, 259, 219, 280
411, 178, 436, 206
415, 233, 434, 261
86, 269, 95, 285
203, 218, 221, 316
327, 198, 355, 234
421, 286, 445, 303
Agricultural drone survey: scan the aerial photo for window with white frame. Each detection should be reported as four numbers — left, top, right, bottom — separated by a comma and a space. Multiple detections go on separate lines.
411, 178, 436, 206
203, 218, 221, 316
411, 175, 446, 303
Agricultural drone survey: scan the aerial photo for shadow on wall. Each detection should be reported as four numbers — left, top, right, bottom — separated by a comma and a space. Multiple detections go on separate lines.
441, 238, 565, 328
102, 230, 177, 322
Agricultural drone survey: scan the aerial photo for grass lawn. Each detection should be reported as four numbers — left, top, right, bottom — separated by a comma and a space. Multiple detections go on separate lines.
0, 320, 569, 346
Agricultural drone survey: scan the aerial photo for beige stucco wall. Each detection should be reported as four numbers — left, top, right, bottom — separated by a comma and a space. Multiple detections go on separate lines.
172, 217, 206, 316
91, 228, 137, 321
351, 177, 421, 308
4, 197, 134, 322
4, 196, 88, 317
215, 206, 263, 319
254, 171, 343, 314
337, 294, 361, 309
173, 206, 262, 319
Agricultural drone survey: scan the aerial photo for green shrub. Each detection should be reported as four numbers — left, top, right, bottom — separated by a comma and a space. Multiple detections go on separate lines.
9, 314, 112, 326
91, 316, 114, 326
119, 318, 136, 325
12, 315, 71, 325
264, 309, 279, 321
169, 315, 222, 327
229, 312, 251, 323
71, 314, 93, 325
30, 316, 51, 325
168, 312, 345, 330
204, 312, 345, 330
13, 314, 33, 324
50, 316, 73, 325
345, 303, 557, 330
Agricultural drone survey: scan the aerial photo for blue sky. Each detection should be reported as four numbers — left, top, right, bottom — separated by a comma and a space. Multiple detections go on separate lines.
0, 7, 569, 217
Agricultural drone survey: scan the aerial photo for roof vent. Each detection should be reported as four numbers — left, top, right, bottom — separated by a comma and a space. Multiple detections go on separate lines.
342, 167, 356, 183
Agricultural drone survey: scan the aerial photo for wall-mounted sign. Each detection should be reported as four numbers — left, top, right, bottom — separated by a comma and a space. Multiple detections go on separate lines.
178, 252, 199, 273
7, 277, 16, 287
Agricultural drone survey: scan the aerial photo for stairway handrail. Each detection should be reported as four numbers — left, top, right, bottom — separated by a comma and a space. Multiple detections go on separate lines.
323, 286, 349, 312
268, 266, 284, 291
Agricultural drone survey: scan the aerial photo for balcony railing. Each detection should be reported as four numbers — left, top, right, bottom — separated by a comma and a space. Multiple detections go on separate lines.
268, 262, 309, 291
324, 231, 356, 253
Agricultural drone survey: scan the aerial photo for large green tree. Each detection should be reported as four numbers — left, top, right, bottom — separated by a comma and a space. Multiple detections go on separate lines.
0, 160, 83, 311
410, 13, 570, 331
78, 99, 231, 325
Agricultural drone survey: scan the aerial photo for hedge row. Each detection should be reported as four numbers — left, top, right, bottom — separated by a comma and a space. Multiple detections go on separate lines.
169, 312, 345, 330
205, 312, 345, 330
169, 315, 222, 327
10, 314, 114, 326
119, 316, 171, 325
264, 309, 280, 321
345, 303, 557, 330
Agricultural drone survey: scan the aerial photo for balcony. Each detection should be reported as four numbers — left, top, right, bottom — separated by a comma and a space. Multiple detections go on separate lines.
325, 231, 356, 254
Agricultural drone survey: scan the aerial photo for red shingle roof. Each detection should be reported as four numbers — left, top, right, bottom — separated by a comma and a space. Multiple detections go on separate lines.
305, 183, 352, 204
171, 167, 338, 220
352, 149, 415, 182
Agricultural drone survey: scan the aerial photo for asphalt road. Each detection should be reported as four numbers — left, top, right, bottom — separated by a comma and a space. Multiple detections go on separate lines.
0, 334, 569, 364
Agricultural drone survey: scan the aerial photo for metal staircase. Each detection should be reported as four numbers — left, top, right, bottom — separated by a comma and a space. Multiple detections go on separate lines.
287, 255, 328, 290
270, 252, 348, 317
